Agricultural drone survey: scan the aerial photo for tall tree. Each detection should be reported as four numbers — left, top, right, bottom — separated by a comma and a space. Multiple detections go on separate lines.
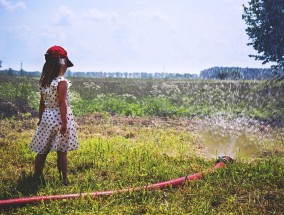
242, 0, 284, 70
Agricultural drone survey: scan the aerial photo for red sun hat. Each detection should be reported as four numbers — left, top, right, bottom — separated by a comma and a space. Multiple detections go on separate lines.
45, 45, 74, 67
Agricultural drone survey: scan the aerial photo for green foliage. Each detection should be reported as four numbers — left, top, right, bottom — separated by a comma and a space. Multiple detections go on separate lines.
242, 0, 284, 70
70, 80, 268, 119
70, 79, 284, 122
1, 75, 284, 124
0, 75, 38, 103
200, 66, 280, 80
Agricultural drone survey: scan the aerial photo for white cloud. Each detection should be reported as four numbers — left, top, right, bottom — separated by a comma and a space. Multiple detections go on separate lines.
130, 10, 168, 23
52, 5, 76, 25
84, 8, 113, 21
0, 0, 25, 11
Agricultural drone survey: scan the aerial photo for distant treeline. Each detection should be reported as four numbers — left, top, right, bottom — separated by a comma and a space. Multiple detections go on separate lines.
0, 69, 41, 77
0, 67, 282, 80
200, 67, 282, 80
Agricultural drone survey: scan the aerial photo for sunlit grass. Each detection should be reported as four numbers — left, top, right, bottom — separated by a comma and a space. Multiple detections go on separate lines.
0, 116, 283, 214
1, 76, 284, 122
1, 76, 283, 213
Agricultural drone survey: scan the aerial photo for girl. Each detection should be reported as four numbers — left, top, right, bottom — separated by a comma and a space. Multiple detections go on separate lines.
30, 45, 78, 185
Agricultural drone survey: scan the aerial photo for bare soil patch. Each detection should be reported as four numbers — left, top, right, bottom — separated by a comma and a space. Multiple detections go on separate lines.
0, 100, 38, 118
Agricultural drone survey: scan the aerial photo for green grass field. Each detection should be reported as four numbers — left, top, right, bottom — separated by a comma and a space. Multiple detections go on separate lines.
0, 75, 283, 214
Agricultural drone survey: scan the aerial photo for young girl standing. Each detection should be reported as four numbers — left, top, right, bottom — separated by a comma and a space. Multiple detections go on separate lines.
30, 46, 78, 185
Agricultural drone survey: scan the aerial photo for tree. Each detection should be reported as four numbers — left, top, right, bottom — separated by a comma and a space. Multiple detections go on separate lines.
0, 60, 2, 68
217, 69, 228, 80
231, 69, 242, 80
242, 0, 284, 70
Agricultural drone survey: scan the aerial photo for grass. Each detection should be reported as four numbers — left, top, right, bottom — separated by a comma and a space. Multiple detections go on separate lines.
0, 75, 283, 213
1, 75, 284, 123
68, 78, 284, 122
0, 115, 283, 214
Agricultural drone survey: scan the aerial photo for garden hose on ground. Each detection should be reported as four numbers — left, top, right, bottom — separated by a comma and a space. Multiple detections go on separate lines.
0, 156, 233, 207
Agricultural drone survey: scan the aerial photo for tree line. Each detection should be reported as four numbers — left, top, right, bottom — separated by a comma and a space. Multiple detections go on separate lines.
199, 67, 281, 80
0, 67, 280, 80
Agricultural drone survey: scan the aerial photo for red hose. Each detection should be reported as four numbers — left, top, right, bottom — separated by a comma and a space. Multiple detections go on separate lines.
0, 161, 226, 207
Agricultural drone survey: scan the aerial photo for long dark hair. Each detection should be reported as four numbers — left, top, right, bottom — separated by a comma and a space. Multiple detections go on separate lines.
39, 59, 61, 87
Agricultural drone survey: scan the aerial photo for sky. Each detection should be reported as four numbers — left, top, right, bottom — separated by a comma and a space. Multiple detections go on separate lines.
0, 0, 272, 74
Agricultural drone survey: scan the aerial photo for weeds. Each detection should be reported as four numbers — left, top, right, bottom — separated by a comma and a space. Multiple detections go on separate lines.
1, 76, 284, 123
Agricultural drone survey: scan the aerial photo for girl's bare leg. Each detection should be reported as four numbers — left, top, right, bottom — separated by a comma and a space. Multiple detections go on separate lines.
57, 151, 68, 184
34, 153, 48, 177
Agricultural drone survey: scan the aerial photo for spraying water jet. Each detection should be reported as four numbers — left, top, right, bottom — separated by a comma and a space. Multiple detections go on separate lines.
198, 115, 263, 159
0, 156, 234, 208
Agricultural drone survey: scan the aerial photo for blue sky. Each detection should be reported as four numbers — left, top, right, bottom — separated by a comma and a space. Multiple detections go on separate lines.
0, 0, 272, 74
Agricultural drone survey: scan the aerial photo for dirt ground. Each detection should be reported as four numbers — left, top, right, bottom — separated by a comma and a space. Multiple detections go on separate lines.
0, 100, 38, 119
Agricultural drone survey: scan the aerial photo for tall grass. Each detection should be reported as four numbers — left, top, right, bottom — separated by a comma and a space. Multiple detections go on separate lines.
1, 75, 284, 122
70, 78, 284, 122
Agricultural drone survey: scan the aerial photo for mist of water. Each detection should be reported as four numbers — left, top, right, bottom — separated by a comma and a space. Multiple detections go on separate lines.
197, 114, 264, 160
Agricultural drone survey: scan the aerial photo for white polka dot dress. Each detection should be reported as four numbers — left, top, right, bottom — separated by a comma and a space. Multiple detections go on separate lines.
30, 76, 79, 154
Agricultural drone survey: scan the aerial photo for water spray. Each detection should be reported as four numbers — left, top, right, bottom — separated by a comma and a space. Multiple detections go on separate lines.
0, 156, 234, 208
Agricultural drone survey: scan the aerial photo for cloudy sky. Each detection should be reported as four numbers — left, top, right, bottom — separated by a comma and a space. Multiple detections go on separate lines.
0, 0, 271, 74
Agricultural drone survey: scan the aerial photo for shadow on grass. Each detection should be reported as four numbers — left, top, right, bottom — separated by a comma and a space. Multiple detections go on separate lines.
0, 172, 45, 211
15, 171, 45, 196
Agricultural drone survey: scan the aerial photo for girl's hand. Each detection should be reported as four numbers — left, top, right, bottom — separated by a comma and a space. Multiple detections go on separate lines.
60, 122, 67, 135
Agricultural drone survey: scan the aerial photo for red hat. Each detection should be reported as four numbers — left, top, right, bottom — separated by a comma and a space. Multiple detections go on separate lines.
45, 45, 74, 67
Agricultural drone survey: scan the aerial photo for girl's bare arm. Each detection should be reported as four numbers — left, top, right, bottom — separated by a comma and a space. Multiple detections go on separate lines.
38, 94, 45, 125
58, 81, 68, 134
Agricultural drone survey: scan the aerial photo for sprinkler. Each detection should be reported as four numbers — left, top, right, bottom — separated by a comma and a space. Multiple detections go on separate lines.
0, 156, 234, 208
217, 155, 234, 164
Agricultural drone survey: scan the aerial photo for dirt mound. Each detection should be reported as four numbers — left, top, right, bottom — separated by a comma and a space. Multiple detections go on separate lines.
0, 100, 38, 118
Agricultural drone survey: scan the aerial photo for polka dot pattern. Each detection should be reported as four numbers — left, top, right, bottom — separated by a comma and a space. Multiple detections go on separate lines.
30, 76, 79, 154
